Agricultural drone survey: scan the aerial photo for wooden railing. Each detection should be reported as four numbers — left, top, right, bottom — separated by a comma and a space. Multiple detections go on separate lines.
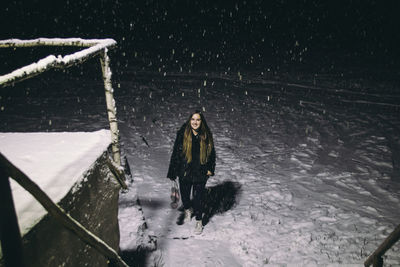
0, 38, 123, 167
364, 224, 400, 267
0, 38, 128, 266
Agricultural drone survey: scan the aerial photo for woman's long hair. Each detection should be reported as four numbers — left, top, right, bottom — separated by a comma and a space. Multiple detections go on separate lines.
182, 111, 214, 164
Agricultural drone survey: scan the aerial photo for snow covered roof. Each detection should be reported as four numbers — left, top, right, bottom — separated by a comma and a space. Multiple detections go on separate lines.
0, 130, 111, 236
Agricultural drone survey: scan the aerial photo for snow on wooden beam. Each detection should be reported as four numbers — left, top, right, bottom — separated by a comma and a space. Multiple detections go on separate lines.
0, 38, 117, 88
0, 38, 116, 48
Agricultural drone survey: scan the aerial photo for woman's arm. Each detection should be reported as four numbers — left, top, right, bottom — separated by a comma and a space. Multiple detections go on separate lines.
167, 129, 183, 180
207, 145, 216, 176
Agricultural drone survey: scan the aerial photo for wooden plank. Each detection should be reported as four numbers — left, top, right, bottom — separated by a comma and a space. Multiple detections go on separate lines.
0, 38, 116, 47
365, 223, 400, 266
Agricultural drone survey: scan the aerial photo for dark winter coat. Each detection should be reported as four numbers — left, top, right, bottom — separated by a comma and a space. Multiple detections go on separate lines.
167, 124, 216, 183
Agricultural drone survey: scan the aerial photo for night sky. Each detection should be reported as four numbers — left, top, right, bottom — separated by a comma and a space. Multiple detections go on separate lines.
1, 0, 400, 74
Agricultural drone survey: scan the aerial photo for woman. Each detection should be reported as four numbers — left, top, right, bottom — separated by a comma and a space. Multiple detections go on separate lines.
167, 110, 216, 234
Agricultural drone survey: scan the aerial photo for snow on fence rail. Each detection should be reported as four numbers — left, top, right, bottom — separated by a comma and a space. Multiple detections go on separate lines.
0, 38, 116, 87
0, 38, 123, 169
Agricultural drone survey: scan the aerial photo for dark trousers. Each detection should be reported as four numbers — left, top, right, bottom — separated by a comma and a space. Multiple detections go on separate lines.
179, 179, 206, 221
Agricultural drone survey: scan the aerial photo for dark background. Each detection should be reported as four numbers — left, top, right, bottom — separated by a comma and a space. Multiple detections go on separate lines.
1, 0, 400, 75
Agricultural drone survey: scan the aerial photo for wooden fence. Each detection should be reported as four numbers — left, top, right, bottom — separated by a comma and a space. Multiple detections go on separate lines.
0, 38, 129, 266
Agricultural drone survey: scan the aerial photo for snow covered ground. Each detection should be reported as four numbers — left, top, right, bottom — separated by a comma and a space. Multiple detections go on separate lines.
1, 67, 399, 266
115, 70, 400, 266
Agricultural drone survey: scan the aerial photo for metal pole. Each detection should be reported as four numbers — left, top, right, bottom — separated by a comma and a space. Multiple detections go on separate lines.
0, 168, 25, 267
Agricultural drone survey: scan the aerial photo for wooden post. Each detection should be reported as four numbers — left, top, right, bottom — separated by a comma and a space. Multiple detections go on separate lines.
100, 48, 121, 166
372, 255, 383, 267
0, 168, 25, 267
364, 223, 400, 266
106, 158, 127, 189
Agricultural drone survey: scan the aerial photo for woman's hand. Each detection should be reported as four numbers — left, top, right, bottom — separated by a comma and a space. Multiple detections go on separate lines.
206, 170, 212, 176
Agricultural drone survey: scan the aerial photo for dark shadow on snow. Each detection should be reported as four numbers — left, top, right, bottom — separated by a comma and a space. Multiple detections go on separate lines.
118, 229, 157, 267
118, 248, 148, 267
202, 181, 242, 226
133, 198, 166, 210
176, 209, 186, 225
175, 181, 241, 226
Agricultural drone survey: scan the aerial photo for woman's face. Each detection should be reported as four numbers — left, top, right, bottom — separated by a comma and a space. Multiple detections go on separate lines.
190, 113, 202, 131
